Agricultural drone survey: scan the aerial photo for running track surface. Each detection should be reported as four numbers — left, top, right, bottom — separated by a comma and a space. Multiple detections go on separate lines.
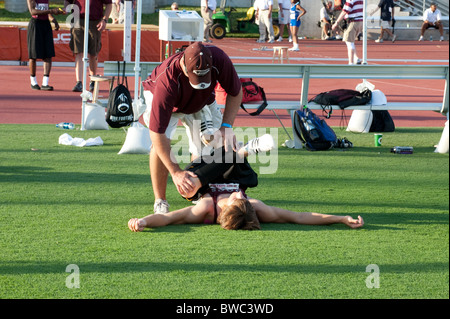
0, 38, 448, 127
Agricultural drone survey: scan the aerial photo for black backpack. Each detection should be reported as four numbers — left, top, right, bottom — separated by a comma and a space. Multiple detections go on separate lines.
294, 107, 338, 151
310, 89, 372, 118
106, 62, 134, 128
370, 110, 395, 132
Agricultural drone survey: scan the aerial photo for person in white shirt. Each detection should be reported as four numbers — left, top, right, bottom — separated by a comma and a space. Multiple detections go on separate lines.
254, 0, 275, 43
277, 0, 292, 42
419, 2, 444, 42
201, 0, 217, 43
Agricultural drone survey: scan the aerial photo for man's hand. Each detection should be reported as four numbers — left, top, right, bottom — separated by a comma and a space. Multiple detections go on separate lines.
53, 19, 60, 30
218, 126, 238, 153
97, 19, 107, 31
128, 218, 146, 232
50, 8, 63, 15
172, 170, 198, 196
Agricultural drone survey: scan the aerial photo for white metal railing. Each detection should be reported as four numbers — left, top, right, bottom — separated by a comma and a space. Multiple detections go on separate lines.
103, 61, 448, 149
394, 0, 449, 17
367, 15, 449, 30
103, 61, 449, 115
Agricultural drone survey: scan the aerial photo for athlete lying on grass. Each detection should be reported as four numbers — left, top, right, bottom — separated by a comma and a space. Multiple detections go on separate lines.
128, 135, 364, 232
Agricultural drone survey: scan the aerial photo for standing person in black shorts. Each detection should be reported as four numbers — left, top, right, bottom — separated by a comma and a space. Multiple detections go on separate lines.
27, 0, 64, 91
65, 0, 112, 92
370, 0, 396, 43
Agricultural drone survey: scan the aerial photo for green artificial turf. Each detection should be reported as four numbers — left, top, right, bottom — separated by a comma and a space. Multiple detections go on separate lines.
0, 124, 448, 299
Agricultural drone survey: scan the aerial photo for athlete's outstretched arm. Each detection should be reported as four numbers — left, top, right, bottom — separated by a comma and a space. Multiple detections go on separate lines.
128, 199, 211, 232
249, 199, 364, 229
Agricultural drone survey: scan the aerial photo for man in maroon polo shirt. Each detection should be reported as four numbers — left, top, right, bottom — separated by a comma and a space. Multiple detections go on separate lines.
65, 0, 112, 92
142, 42, 243, 214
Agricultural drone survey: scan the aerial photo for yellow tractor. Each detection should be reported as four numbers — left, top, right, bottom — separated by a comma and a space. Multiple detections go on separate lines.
210, 1, 280, 39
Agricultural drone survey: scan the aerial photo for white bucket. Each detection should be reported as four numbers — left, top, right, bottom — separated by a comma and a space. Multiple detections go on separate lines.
435, 120, 449, 154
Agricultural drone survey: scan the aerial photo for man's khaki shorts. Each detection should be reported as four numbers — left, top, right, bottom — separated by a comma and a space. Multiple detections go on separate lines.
343, 21, 363, 43
69, 19, 102, 56
143, 90, 223, 157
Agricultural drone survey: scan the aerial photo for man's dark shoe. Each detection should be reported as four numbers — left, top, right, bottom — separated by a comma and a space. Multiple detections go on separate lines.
89, 81, 95, 92
31, 84, 41, 90
41, 85, 54, 91
72, 81, 82, 92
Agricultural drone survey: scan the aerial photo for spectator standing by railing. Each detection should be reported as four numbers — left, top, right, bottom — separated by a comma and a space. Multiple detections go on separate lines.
254, 0, 276, 43
65, 0, 112, 93
370, 0, 397, 43
201, 0, 216, 43
288, 0, 306, 51
332, 0, 363, 65
277, 0, 292, 42
27, 0, 64, 91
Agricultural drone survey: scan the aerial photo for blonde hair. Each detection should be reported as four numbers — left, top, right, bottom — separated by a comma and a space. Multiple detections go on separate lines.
219, 199, 261, 230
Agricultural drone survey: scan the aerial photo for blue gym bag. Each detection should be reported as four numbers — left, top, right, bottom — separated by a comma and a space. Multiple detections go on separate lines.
293, 107, 338, 151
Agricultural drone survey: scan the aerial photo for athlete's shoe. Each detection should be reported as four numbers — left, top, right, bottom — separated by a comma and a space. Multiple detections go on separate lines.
154, 199, 170, 214
41, 85, 54, 91
72, 81, 82, 92
245, 134, 274, 155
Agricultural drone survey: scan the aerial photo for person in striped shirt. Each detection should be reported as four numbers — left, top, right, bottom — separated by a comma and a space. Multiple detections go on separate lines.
332, 0, 364, 65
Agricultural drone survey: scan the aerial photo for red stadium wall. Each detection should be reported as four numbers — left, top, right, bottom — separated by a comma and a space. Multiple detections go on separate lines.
0, 25, 161, 62
0, 27, 22, 61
